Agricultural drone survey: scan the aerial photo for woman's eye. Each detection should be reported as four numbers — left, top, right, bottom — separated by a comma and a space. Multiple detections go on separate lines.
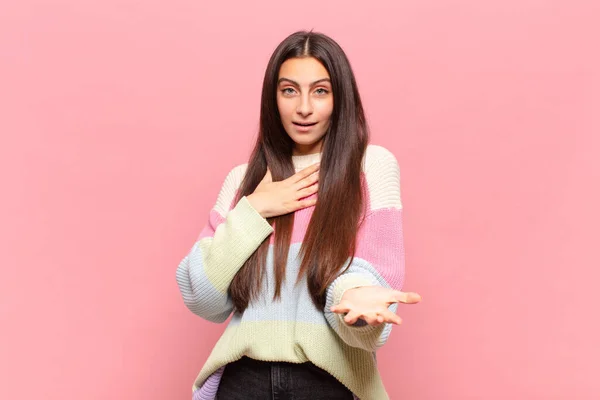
281, 88, 329, 95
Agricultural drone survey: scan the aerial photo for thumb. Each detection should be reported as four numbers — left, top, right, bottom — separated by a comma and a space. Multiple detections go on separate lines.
395, 291, 422, 304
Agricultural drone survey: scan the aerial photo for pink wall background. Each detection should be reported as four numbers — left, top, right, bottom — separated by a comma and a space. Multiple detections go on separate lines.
1, 1, 598, 399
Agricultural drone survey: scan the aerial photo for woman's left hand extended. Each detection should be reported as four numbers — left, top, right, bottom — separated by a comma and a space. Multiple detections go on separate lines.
330, 286, 422, 326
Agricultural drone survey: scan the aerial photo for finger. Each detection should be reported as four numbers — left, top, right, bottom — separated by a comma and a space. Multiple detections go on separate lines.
296, 171, 319, 190
379, 309, 402, 325
299, 182, 318, 199
371, 313, 388, 326
362, 313, 382, 326
343, 310, 362, 325
292, 162, 320, 183
330, 303, 350, 314
394, 291, 422, 304
297, 198, 318, 210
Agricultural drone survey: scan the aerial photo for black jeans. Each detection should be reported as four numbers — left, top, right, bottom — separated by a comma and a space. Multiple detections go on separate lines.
215, 356, 354, 400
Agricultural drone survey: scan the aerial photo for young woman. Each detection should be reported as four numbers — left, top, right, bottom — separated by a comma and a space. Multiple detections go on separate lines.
176, 30, 421, 400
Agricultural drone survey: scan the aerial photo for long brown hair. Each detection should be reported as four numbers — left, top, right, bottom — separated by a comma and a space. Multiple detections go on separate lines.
229, 30, 370, 312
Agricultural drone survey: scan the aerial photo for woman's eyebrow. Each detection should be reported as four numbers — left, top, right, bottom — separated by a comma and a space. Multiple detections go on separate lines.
277, 77, 331, 86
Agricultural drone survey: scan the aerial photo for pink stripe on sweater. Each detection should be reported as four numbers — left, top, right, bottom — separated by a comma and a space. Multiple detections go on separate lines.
354, 207, 405, 290
271, 172, 372, 245
197, 205, 404, 292
197, 208, 226, 242
197, 173, 372, 244
195, 174, 405, 291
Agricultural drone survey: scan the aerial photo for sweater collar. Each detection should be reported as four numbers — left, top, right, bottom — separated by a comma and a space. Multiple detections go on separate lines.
291, 151, 322, 171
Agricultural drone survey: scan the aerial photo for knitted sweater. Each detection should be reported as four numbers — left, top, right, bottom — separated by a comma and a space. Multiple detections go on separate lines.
175, 144, 405, 400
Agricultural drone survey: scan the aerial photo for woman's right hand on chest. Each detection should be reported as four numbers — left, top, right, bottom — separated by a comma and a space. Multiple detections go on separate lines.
246, 162, 320, 219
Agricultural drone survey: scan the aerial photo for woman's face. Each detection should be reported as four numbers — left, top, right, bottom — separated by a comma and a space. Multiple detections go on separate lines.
276, 57, 334, 156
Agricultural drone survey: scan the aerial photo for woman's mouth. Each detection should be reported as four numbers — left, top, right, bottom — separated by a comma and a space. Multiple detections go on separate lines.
293, 121, 317, 132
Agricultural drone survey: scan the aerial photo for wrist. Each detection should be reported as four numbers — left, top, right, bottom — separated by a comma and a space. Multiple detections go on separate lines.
246, 194, 267, 218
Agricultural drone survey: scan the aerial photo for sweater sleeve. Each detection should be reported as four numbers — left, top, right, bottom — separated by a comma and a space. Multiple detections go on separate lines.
175, 166, 274, 323
324, 148, 405, 352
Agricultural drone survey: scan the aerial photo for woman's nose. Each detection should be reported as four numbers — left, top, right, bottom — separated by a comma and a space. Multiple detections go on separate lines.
296, 94, 313, 116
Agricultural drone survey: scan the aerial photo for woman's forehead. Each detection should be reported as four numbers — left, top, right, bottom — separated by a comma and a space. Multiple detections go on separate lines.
278, 57, 330, 82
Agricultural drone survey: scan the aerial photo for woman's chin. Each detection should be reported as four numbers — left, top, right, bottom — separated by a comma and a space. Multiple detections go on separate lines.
290, 136, 326, 152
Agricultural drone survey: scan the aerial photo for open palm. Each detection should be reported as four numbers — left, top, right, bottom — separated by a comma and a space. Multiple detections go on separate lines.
330, 286, 422, 326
